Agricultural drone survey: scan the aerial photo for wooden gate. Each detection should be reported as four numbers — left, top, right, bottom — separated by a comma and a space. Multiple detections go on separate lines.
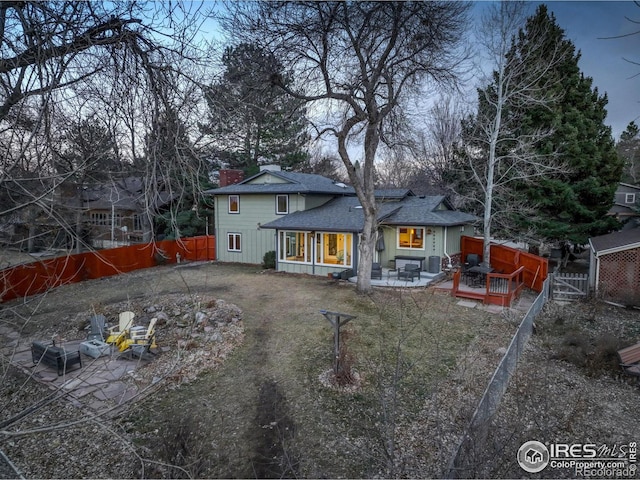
551, 270, 589, 300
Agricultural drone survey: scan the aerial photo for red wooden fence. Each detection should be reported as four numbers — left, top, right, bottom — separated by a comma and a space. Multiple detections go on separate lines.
0, 235, 215, 303
461, 236, 548, 292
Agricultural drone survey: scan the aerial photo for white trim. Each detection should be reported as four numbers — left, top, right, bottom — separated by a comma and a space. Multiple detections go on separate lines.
276, 194, 289, 214
227, 232, 241, 252
593, 242, 640, 257
396, 226, 426, 250
228, 195, 240, 214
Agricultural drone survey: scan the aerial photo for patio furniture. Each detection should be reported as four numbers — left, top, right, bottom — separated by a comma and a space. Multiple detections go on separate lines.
86, 314, 107, 341
461, 254, 481, 283
618, 342, 640, 379
394, 255, 426, 271
79, 339, 111, 358
106, 311, 135, 347
31, 341, 82, 375
467, 264, 493, 288
371, 262, 383, 280
119, 317, 157, 353
397, 264, 421, 282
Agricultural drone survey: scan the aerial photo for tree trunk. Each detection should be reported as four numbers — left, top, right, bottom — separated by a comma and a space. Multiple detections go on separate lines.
356, 212, 376, 293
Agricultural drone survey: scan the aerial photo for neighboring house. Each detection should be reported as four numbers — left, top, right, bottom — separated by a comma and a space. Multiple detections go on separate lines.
609, 182, 640, 225
207, 167, 477, 277
588, 227, 640, 305
56, 177, 174, 248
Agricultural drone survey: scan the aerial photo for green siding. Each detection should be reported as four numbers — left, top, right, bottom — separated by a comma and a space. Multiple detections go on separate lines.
215, 195, 278, 264
304, 195, 334, 210
277, 262, 343, 277
215, 193, 315, 265
245, 172, 289, 184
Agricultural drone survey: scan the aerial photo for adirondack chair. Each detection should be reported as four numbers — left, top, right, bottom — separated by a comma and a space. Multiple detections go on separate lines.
119, 317, 157, 353
86, 314, 107, 341
106, 311, 135, 347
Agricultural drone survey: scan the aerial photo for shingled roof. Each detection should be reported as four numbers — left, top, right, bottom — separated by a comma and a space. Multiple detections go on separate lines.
589, 227, 640, 255
261, 195, 477, 232
205, 170, 356, 196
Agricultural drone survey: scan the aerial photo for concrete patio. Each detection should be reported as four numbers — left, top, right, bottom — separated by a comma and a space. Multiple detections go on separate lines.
348, 267, 446, 288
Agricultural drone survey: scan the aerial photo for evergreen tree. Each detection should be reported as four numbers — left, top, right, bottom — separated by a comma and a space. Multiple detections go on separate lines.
510, 5, 623, 244
201, 43, 309, 176
617, 121, 640, 185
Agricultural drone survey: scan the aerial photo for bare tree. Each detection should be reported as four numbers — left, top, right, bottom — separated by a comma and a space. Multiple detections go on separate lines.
221, 1, 470, 293
0, 1, 212, 252
461, 2, 567, 265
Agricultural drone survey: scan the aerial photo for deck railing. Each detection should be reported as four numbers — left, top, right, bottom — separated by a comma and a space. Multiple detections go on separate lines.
451, 266, 526, 307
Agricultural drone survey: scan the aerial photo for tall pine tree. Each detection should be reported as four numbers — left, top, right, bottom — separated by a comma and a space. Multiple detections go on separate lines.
511, 5, 622, 244
201, 43, 309, 176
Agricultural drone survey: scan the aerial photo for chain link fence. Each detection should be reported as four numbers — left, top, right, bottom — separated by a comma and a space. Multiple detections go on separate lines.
446, 277, 551, 478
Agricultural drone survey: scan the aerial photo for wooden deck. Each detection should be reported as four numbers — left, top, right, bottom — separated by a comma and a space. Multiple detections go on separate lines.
435, 267, 527, 307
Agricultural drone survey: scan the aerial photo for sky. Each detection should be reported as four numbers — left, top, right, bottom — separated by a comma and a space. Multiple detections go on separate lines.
527, 1, 639, 138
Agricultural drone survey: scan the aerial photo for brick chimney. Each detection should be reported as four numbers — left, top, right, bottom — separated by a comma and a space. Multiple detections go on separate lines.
219, 169, 244, 187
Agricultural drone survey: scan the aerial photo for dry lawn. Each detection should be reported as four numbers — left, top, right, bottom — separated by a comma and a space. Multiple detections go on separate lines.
1, 261, 519, 478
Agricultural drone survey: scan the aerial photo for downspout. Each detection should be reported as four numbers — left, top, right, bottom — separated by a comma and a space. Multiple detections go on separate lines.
443, 226, 453, 269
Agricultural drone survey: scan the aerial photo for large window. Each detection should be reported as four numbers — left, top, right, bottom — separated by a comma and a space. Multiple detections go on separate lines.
227, 232, 241, 252
397, 227, 424, 249
625, 193, 636, 204
316, 232, 352, 267
228, 195, 239, 213
276, 194, 289, 214
279, 231, 312, 263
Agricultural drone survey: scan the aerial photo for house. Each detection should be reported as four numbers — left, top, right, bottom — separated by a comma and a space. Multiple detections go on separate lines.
609, 182, 640, 226
207, 167, 477, 278
588, 227, 640, 305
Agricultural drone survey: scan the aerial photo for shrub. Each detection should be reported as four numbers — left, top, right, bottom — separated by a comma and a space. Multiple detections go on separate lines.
262, 250, 276, 269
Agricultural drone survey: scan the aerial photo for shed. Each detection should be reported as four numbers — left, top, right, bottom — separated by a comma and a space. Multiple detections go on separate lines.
588, 228, 640, 305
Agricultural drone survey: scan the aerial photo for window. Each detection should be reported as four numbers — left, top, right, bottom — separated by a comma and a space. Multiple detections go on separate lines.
625, 193, 636, 204
133, 214, 144, 231
227, 233, 241, 252
316, 232, 352, 267
276, 194, 289, 214
398, 227, 424, 249
228, 195, 239, 213
278, 231, 312, 263
89, 212, 121, 227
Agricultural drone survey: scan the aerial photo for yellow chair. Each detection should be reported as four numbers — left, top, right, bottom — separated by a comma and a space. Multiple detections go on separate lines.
105, 311, 135, 347
119, 317, 157, 353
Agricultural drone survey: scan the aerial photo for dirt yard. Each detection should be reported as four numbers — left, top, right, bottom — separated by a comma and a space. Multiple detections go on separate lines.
1, 261, 638, 478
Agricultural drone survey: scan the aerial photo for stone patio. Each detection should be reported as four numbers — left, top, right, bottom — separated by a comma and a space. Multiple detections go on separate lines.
1, 325, 162, 414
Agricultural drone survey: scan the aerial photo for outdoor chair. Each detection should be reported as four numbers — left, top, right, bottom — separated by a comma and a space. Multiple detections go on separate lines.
106, 311, 135, 347
397, 264, 421, 282
119, 317, 157, 353
371, 262, 383, 280
461, 254, 481, 283
86, 314, 107, 341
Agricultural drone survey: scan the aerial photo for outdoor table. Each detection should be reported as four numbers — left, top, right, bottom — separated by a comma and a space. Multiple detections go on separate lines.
467, 265, 494, 287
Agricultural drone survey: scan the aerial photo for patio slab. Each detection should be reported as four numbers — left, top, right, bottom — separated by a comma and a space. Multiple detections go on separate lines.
2, 327, 159, 414
348, 268, 445, 288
